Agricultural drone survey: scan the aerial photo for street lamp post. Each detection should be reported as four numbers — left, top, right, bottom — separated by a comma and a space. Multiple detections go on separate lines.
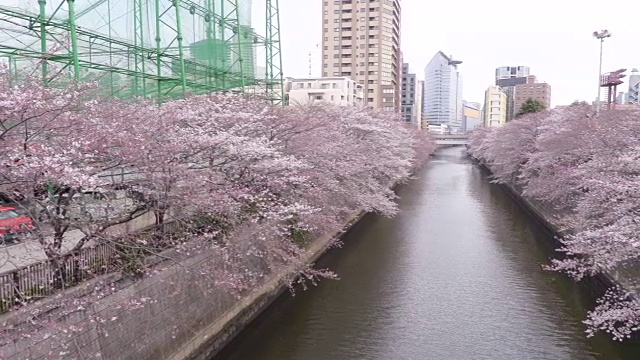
593, 30, 611, 115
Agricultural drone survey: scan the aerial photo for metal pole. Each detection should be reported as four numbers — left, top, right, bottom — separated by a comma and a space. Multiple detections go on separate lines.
155, 0, 162, 100
38, 0, 47, 81
173, 0, 188, 95
67, 0, 81, 80
596, 38, 603, 115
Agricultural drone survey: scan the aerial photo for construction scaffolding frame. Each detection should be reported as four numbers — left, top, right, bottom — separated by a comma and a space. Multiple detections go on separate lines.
0, 0, 284, 105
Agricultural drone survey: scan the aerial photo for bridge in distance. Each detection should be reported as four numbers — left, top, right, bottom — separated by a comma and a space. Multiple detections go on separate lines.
432, 134, 469, 146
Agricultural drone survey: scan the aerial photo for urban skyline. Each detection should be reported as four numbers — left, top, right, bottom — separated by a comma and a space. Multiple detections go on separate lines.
268, 0, 640, 107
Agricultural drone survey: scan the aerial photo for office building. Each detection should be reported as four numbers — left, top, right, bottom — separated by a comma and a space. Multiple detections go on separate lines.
321, 0, 402, 111
414, 80, 424, 129
496, 72, 536, 121
401, 63, 422, 127
484, 85, 507, 127
463, 101, 482, 131
628, 68, 640, 104
513, 82, 551, 115
401, 63, 416, 122
617, 92, 628, 105
495, 66, 530, 81
423, 51, 463, 132
285, 77, 364, 106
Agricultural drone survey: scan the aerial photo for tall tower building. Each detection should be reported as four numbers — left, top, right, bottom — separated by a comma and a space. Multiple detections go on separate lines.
423, 51, 463, 131
628, 68, 640, 104
321, 0, 402, 111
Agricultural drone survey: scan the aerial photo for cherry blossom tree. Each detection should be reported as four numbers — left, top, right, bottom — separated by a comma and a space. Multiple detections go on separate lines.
468, 107, 640, 340
0, 62, 437, 354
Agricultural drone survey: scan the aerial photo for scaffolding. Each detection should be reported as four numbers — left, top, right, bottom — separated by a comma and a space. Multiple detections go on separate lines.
0, 0, 284, 105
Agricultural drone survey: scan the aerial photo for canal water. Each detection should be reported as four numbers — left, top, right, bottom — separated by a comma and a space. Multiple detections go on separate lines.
214, 147, 640, 360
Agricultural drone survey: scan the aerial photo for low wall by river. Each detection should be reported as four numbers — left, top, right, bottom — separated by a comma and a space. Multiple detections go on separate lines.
0, 212, 365, 360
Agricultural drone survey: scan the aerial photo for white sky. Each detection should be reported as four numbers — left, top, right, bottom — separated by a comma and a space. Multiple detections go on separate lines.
259, 0, 640, 107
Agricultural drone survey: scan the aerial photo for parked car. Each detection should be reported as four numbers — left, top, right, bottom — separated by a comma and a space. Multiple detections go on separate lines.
0, 206, 34, 244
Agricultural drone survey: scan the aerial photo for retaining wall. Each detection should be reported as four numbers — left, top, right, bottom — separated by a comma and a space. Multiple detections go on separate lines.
0, 212, 365, 360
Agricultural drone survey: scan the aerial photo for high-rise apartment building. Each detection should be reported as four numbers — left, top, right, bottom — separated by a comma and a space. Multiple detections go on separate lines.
495, 66, 530, 81
484, 85, 507, 127
514, 82, 551, 115
423, 51, 463, 131
628, 68, 640, 104
321, 0, 402, 112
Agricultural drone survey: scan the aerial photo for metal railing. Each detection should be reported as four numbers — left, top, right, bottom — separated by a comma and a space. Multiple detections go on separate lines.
0, 243, 118, 313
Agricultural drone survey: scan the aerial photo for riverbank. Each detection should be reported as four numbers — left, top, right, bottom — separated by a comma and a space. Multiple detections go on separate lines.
472, 159, 636, 308
0, 210, 367, 359
213, 147, 640, 360
175, 210, 367, 360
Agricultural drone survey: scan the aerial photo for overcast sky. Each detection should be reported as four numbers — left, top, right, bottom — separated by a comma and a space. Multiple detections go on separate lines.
259, 0, 640, 107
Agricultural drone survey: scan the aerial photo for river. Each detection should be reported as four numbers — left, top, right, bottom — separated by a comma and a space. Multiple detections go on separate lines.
213, 147, 640, 360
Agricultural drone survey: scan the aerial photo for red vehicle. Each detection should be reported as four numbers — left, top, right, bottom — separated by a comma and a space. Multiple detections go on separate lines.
0, 206, 34, 243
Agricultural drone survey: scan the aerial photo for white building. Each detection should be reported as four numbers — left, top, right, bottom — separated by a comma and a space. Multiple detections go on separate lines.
285, 77, 364, 106
414, 80, 424, 129
628, 68, 640, 104
423, 51, 463, 132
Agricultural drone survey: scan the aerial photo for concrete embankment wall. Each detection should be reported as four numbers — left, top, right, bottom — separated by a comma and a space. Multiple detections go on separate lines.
0, 212, 365, 360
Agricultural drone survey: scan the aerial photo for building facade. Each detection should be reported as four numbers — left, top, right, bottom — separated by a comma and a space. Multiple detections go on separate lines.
495, 66, 530, 81
285, 77, 364, 106
423, 51, 463, 132
401, 63, 416, 122
462, 101, 482, 132
484, 85, 507, 127
628, 68, 640, 104
513, 82, 551, 115
321, 0, 402, 112
414, 80, 424, 129
617, 91, 628, 105
401, 63, 423, 127
496, 73, 536, 121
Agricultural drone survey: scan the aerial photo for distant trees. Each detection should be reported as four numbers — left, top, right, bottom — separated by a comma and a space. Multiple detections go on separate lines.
468, 107, 640, 341
571, 100, 590, 106
516, 98, 546, 117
